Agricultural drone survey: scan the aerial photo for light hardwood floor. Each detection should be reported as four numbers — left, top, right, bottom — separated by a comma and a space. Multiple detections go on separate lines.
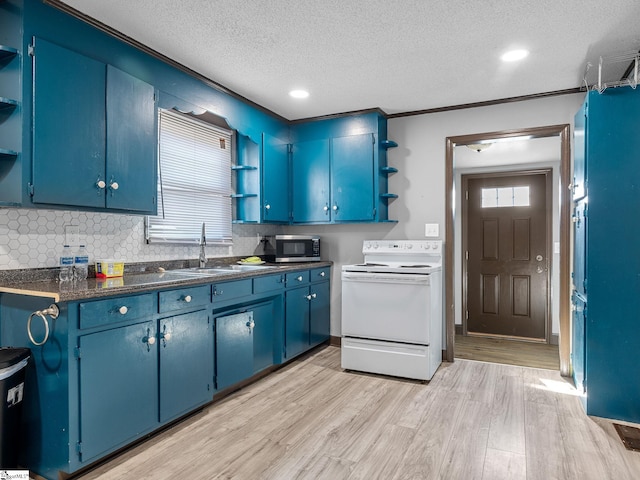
454, 334, 560, 370
78, 346, 640, 480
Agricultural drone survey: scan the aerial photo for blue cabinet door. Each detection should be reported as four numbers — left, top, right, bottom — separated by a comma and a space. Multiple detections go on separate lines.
573, 201, 587, 298
309, 280, 330, 346
216, 311, 254, 390
573, 102, 587, 201
106, 66, 157, 213
331, 133, 375, 222
32, 38, 106, 208
251, 301, 276, 373
78, 321, 158, 463
262, 133, 290, 222
158, 310, 213, 422
292, 139, 330, 223
571, 293, 586, 395
285, 286, 310, 359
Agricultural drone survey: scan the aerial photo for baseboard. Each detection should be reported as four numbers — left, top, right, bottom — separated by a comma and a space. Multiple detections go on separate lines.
455, 324, 463, 335
550, 334, 559, 345
330, 335, 341, 347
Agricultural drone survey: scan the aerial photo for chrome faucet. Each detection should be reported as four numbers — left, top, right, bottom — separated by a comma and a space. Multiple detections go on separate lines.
199, 222, 207, 268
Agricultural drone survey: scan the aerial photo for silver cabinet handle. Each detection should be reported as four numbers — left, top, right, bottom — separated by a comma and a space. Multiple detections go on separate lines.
119, 306, 128, 315
183, 295, 192, 303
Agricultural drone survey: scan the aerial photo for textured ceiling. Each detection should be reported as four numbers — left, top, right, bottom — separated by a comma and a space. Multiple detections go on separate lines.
59, 0, 640, 120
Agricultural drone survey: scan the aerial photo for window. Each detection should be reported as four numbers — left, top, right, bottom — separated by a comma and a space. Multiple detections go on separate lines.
481, 186, 530, 208
146, 109, 233, 244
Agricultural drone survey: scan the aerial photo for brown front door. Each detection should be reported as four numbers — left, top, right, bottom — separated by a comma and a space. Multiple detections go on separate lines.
463, 171, 550, 340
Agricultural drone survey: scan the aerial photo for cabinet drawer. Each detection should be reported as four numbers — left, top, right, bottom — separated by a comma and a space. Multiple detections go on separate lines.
253, 274, 285, 294
310, 267, 330, 283
286, 271, 310, 287
212, 279, 253, 302
159, 285, 210, 313
79, 293, 154, 329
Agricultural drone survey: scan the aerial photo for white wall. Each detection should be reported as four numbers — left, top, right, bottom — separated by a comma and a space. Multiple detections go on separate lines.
295, 93, 584, 338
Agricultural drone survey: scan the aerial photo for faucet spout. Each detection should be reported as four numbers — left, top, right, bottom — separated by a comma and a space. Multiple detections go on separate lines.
199, 222, 207, 268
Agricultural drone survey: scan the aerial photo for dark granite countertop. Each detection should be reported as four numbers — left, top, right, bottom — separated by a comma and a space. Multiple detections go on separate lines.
0, 259, 332, 303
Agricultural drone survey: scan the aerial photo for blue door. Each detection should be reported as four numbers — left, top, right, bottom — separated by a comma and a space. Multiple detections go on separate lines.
285, 286, 310, 358
331, 133, 375, 222
158, 310, 213, 422
262, 133, 290, 222
309, 281, 330, 346
292, 139, 330, 223
105, 66, 157, 213
78, 321, 158, 463
216, 311, 254, 390
32, 38, 106, 208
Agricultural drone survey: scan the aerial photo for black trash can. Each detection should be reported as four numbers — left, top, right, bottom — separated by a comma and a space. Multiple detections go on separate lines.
0, 347, 30, 469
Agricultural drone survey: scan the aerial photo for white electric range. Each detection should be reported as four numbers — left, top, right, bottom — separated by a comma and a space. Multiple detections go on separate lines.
341, 240, 443, 381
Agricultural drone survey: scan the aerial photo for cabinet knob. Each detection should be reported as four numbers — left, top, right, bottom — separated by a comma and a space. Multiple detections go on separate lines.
332, 204, 338, 211
147, 336, 156, 345
265, 204, 271, 210
323, 205, 329, 212
319, 271, 325, 277
160, 332, 171, 342
96, 179, 106, 189
246, 320, 255, 330
305, 294, 312, 300
213, 289, 224, 296
110, 181, 119, 190
183, 295, 192, 303
311, 293, 317, 299
297, 275, 303, 282
118, 306, 128, 315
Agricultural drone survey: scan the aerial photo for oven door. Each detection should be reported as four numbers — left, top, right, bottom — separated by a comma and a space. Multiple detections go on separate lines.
341, 271, 432, 344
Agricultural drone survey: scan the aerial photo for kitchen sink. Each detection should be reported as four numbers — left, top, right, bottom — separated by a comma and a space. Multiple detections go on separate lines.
170, 264, 276, 276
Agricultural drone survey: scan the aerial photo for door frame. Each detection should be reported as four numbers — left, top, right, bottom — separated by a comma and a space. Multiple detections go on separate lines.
461, 169, 553, 342
445, 124, 571, 376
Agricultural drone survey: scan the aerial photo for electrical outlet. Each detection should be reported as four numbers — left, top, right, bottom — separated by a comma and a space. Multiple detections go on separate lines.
424, 223, 439, 237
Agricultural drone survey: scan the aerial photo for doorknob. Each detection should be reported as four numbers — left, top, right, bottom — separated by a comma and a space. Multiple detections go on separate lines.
536, 255, 543, 262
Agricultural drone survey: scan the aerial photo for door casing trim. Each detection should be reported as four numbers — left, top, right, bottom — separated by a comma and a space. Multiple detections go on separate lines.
445, 124, 571, 376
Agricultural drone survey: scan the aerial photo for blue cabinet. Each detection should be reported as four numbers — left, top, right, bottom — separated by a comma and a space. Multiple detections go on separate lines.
31, 38, 157, 213
571, 87, 640, 423
285, 267, 331, 359
158, 310, 213, 422
78, 320, 158, 463
292, 139, 331, 222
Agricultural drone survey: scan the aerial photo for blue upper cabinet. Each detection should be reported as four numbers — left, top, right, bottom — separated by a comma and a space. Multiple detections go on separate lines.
31, 38, 157, 213
261, 133, 290, 222
572, 100, 587, 201
290, 111, 397, 224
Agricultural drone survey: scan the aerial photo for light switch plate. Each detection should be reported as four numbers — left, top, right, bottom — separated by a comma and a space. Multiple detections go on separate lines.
425, 223, 439, 237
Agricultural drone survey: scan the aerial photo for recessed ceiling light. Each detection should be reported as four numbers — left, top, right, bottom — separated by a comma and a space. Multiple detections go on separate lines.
289, 89, 309, 99
501, 49, 529, 62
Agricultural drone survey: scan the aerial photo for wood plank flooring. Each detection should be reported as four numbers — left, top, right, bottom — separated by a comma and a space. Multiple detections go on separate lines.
454, 334, 560, 370
77, 346, 640, 480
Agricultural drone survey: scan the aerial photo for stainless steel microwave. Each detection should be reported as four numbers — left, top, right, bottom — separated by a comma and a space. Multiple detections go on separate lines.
264, 235, 321, 262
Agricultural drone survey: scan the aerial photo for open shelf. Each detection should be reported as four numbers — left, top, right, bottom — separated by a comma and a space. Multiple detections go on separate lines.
0, 45, 18, 61
231, 165, 258, 171
231, 193, 258, 198
0, 97, 18, 110
380, 140, 398, 149
0, 147, 18, 159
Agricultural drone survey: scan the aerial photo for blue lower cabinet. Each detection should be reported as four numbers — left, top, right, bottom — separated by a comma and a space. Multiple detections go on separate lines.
158, 310, 213, 422
309, 280, 330, 347
251, 301, 276, 373
216, 310, 255, 390
78, 320, 158, 463
285, 286, 312, 359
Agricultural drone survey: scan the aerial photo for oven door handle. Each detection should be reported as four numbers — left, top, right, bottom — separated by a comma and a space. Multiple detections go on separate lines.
341, 271, 431, 284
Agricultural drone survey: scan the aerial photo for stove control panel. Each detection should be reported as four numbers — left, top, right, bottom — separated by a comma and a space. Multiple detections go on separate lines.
363, 240, 442, 255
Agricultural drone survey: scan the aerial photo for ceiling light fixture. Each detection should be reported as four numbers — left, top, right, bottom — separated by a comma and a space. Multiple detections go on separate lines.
289, 89, 309, 99
501, 49, 529, 62
465, 143, 492, 152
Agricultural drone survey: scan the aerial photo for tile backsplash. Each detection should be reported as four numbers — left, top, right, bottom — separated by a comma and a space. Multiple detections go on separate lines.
0, 208, 280, 270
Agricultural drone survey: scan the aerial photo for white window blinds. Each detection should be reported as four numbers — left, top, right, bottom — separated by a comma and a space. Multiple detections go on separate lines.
146, 109, 233, 244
